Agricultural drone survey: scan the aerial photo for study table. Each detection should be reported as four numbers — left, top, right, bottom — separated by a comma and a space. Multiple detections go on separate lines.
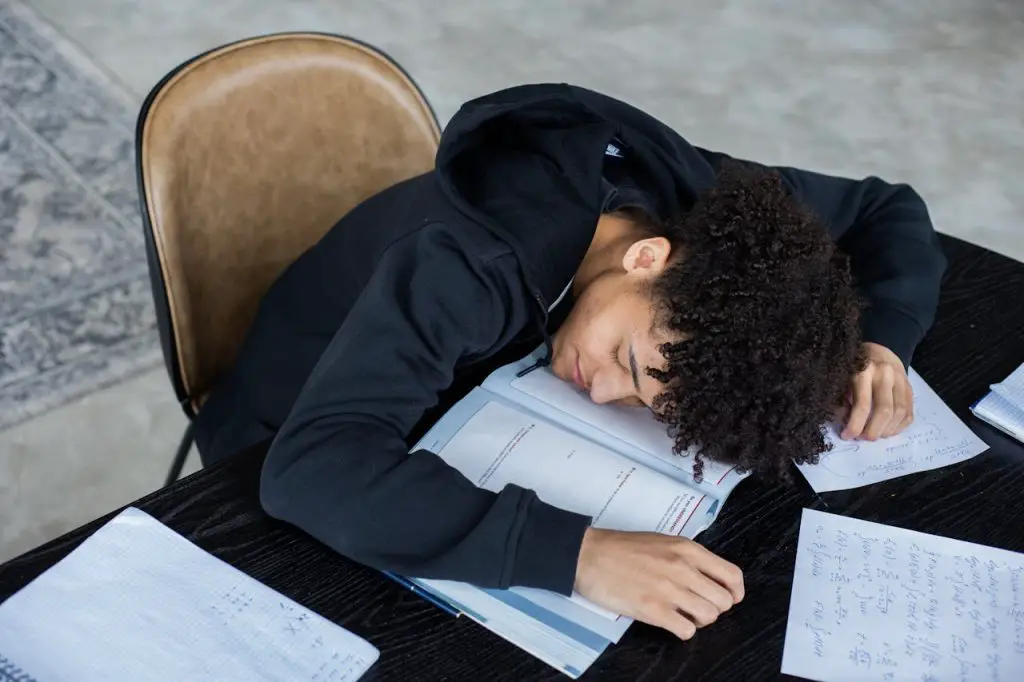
3, 234, 1024, 681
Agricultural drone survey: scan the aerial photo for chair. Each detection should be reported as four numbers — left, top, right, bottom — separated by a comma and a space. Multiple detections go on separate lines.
135, 33, 442, 486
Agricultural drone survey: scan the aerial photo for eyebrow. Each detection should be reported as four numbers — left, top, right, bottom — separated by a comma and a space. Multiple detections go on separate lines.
628, 343, 641, 392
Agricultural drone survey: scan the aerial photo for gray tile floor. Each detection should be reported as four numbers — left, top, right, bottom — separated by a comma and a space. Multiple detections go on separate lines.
2, 0, 1023, 562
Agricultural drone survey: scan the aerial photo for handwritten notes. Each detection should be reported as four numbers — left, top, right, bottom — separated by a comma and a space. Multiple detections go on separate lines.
797, 370, 989, 492
0, 508, 379, 682
783, 509, 1024, 681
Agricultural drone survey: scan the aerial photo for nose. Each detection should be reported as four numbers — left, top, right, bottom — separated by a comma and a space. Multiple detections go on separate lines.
587, 369, 634, 405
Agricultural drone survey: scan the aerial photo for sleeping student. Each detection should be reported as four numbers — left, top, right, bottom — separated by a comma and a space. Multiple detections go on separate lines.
193, 83, 944, 640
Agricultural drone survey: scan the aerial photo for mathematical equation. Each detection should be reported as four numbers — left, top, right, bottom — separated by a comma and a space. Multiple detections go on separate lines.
797, 376, 990, 492
783, 510, 1023, 682
205, 586, 375, 681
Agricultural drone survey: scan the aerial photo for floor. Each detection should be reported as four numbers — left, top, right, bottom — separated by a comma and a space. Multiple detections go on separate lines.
2, 0, 1023, 562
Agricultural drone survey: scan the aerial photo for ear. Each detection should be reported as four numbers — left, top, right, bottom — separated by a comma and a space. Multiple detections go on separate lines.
621, 237, 672, 278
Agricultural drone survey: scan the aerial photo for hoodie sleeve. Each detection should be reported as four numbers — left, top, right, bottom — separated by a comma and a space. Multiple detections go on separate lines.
693, 149, 946, 367
770, 166, 947, 367
260, 225, 591, 594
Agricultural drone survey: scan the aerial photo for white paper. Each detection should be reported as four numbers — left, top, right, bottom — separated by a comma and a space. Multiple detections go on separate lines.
797, 370, 989, 492
508, 366, 737, 485
782, 509, 1024, 682
0, 508, 379, 682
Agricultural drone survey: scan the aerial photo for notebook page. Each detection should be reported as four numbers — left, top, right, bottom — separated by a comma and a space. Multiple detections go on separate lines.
797, 369, 989, 492
990, 362, 1024, 413
972, 391, 1024, 441
0, 508, 379, 682
782, 509, 1024, 682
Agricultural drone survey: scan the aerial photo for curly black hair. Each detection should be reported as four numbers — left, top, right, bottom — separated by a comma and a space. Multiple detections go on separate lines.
643, 161, 865, 482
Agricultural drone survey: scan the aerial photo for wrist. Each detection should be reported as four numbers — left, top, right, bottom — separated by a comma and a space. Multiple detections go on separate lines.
509, 500, 591, 595
575, 526, 605, 592
862, 341, 904, 370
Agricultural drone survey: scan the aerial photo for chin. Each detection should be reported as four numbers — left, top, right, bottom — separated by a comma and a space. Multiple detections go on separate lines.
549, 355, 565, 382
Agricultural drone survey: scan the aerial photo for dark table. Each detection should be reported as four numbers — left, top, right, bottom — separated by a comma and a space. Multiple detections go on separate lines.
3, 235, 1024, 681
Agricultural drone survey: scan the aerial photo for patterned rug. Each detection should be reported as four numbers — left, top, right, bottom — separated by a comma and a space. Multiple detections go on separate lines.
0, 1, 160, 430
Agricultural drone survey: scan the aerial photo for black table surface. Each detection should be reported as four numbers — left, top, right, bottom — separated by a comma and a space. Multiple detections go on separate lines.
3, 234, 1024, 681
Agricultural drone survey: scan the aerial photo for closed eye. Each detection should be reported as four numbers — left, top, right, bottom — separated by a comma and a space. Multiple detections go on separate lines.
627, 343, 641, 392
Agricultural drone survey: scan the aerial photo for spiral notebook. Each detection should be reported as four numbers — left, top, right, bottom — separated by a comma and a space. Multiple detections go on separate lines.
0, 508, 379, 682
971, 362, 1024, 443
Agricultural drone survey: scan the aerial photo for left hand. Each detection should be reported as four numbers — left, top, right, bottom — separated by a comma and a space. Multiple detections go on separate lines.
840, 342, 913, 441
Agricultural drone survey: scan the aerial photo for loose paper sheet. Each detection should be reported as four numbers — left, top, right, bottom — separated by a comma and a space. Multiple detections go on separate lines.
0, 508, 379, 682
797, 370, 988, 492
782, 508, 1024, 682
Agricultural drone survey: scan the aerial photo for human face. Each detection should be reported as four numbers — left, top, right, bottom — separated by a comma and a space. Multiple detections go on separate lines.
550, 239, 674, 408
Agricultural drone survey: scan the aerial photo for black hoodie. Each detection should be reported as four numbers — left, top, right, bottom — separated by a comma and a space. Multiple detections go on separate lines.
193, 83, 946, 596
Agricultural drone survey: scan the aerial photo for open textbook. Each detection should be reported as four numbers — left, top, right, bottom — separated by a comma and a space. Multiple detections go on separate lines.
403, 349, 749, 678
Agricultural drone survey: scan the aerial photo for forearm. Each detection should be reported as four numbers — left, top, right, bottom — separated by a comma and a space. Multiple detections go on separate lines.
835, 181, 946, 365
767, 167, 946, 365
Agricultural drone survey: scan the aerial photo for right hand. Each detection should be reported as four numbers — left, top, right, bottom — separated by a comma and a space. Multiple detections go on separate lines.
574, 528, 744, 641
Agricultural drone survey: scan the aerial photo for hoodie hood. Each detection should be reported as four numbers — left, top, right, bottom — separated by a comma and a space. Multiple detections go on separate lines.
433, 83, 722, 315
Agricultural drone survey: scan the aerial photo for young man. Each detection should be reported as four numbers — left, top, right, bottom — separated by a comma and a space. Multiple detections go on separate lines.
193, 83, 945, 641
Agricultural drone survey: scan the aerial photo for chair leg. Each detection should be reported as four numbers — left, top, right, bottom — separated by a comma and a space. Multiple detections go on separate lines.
166, 421, 195, 487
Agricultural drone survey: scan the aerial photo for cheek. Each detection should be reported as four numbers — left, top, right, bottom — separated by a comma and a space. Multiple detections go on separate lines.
562, 290, 605, 341
562, 280, 636, 361
578, 308, 620, 358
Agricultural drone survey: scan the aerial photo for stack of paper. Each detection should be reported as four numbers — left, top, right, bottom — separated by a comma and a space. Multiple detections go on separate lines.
0, 508, 379, 682
972, 361, 1024, 442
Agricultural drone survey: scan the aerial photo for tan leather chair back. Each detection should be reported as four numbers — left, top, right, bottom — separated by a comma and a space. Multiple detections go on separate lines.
137, 33, 441, 415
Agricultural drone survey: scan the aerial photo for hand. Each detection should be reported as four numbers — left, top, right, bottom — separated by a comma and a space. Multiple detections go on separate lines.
840, 342, 913, 441
574, 528, 744, 641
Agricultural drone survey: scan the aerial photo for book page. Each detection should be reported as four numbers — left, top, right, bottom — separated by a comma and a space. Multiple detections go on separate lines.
0, 508, 378, 682
797, 370, 989, 492
484, 361, 742, 492
783, 508, 1023, 682
434, 398, 705, 536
